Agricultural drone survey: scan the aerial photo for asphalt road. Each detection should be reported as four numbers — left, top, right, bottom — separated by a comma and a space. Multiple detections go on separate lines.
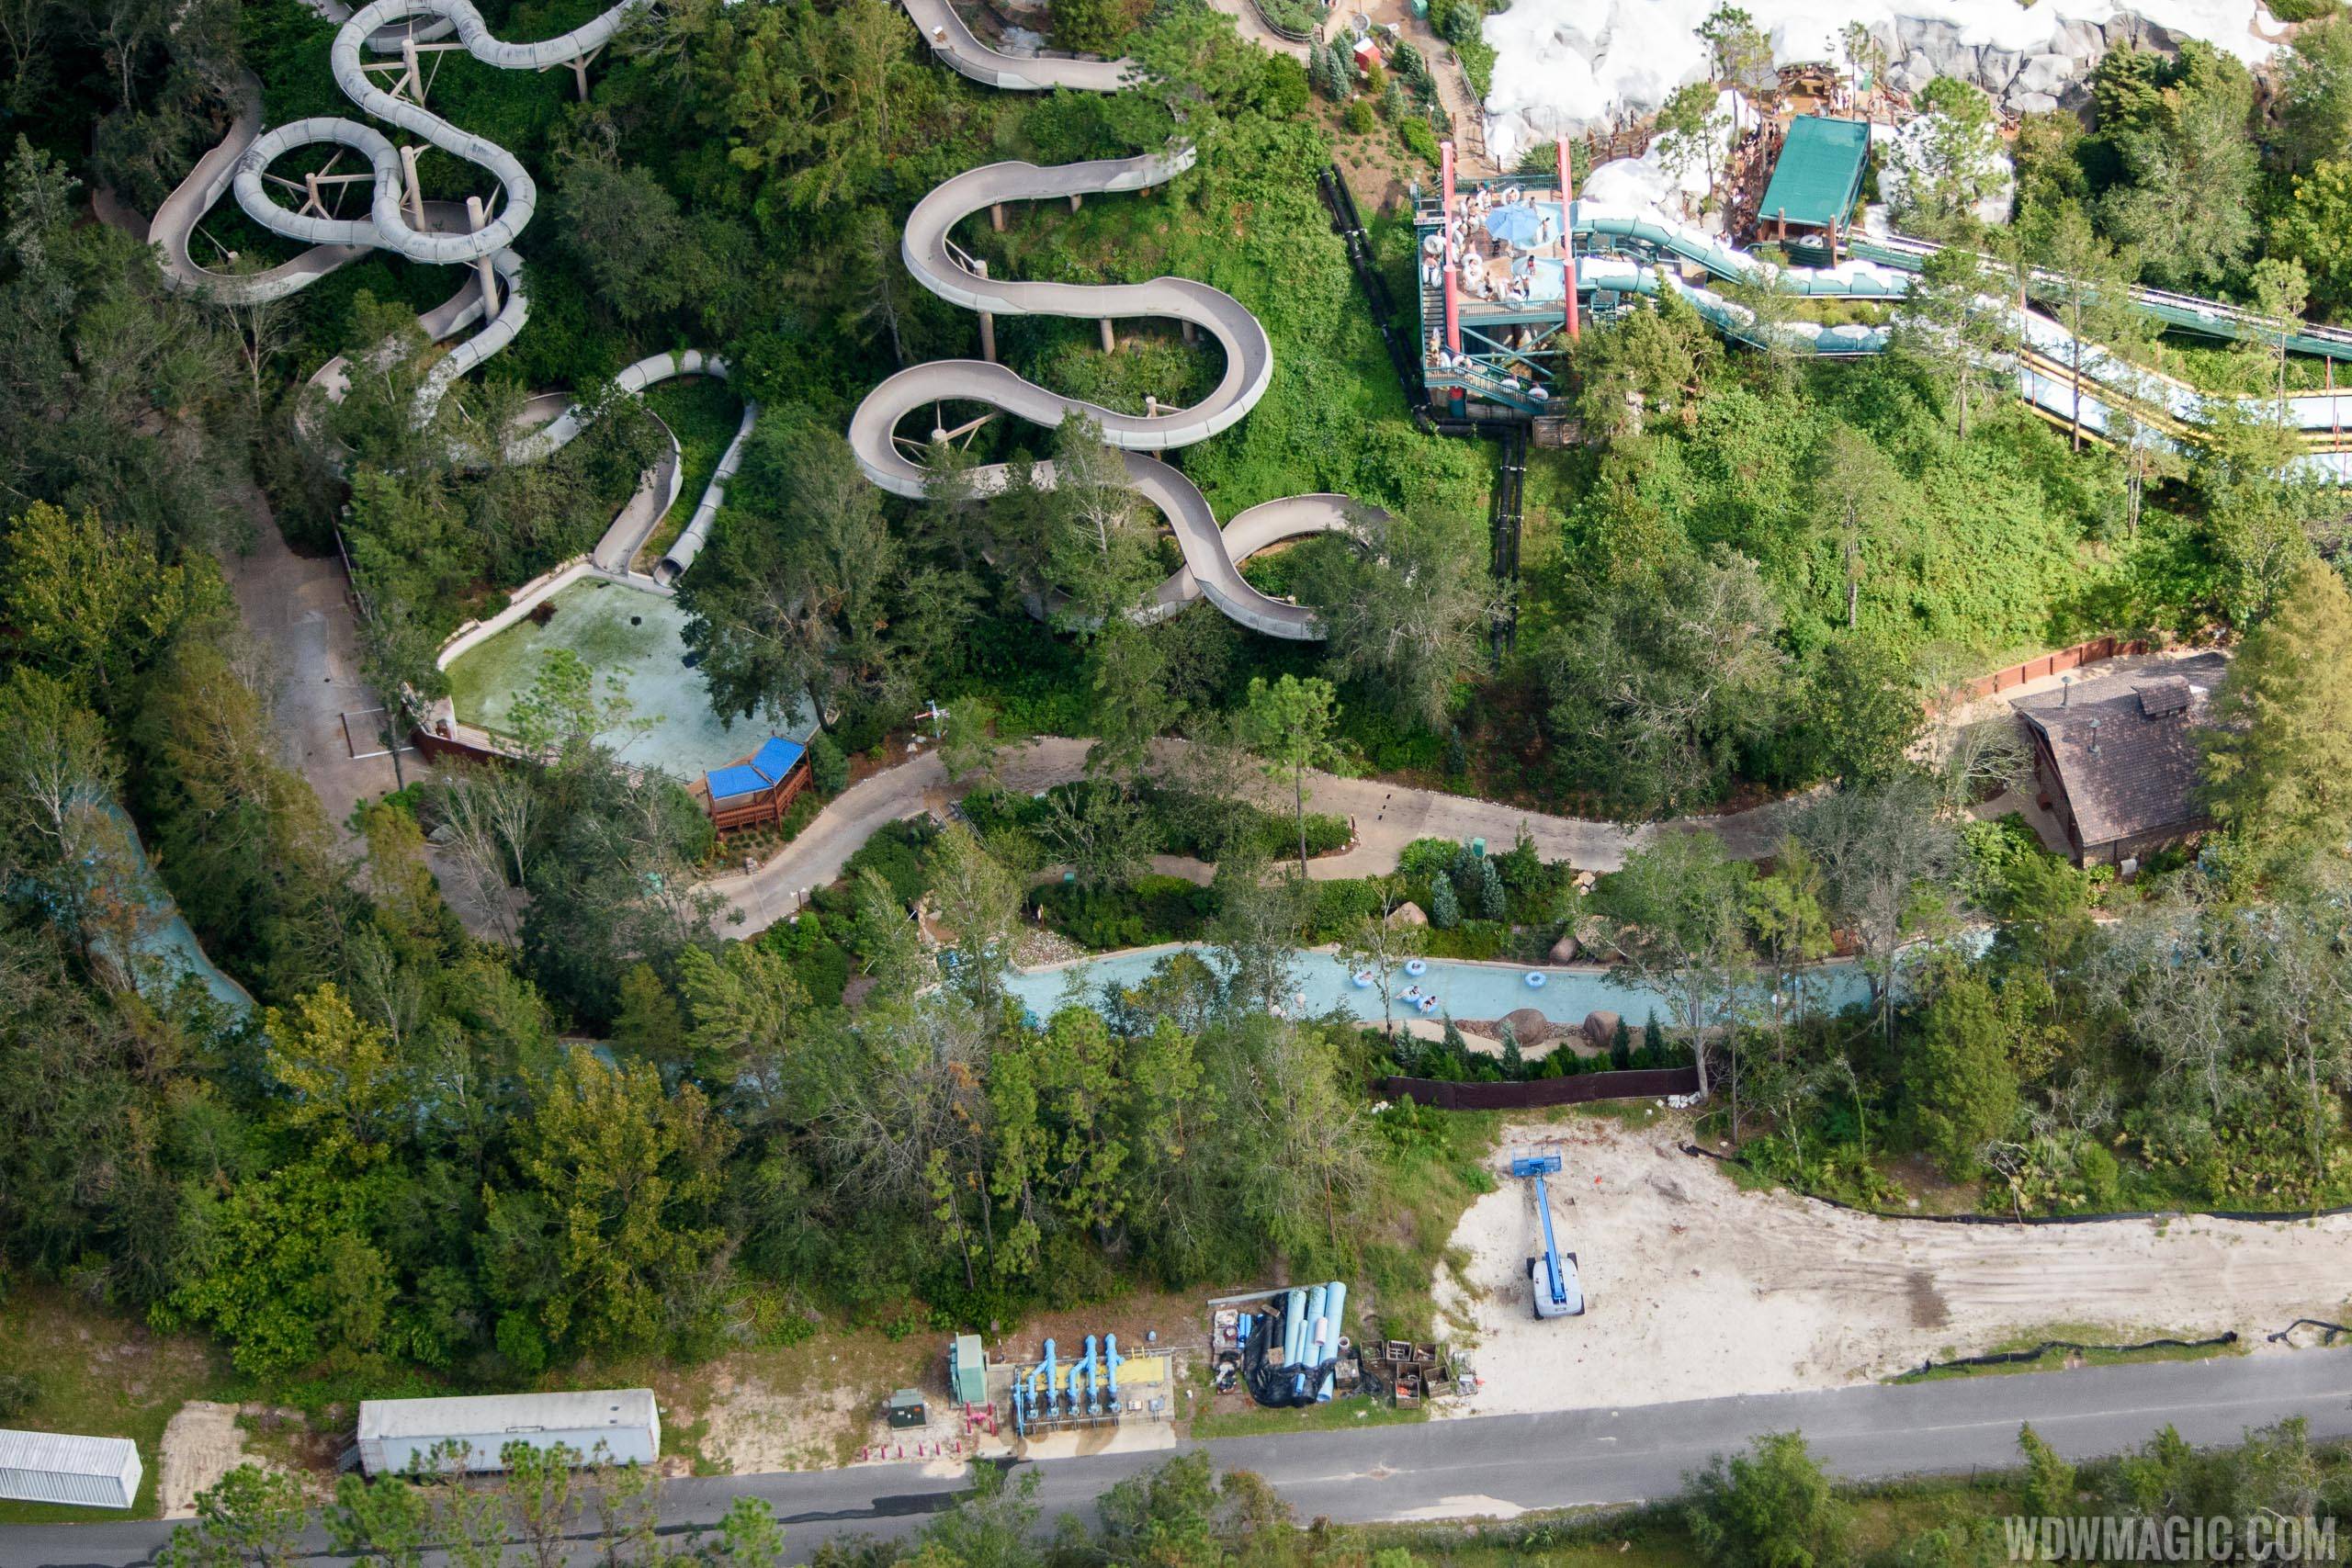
13, 1353, 2350, 1567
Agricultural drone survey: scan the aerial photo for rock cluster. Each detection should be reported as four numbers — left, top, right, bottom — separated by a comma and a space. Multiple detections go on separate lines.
1874, 11, 2177, 115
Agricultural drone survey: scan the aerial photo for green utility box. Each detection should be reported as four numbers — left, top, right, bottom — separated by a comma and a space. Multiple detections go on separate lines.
951, 1335, 988, 1407
887, 1389, 927, 1429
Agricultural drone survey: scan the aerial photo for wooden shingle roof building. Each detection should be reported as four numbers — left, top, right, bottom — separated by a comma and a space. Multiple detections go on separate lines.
2011, 652, 2229, 867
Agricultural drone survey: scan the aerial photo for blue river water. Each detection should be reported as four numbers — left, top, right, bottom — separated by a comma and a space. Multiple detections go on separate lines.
1005, 942, 1878, 1026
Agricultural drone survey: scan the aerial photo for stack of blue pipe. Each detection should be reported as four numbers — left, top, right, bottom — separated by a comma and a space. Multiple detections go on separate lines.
1277, 1280, 1348, 1404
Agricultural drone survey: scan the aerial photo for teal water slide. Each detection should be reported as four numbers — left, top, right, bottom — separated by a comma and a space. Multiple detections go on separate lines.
1443, 188, 2352, 475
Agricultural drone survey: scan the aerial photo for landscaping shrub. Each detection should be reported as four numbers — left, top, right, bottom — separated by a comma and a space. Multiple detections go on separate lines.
1035, 874, 1218, 949
1307, 875, 1394, 938
808, 731, 849, 795
842, 819, 937, 907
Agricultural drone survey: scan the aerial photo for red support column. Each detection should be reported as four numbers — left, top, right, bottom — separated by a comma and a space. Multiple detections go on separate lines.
1556, 136, 1578, 344
1441, 140, 1461, 356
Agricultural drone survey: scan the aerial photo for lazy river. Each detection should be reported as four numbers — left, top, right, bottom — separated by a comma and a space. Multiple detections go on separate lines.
1006, 943, 1879, 1028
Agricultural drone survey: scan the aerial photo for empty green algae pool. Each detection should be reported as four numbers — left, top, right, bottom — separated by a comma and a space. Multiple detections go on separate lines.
444, 579, 801, 780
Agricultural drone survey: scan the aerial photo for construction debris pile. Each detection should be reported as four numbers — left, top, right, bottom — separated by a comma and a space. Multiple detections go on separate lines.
1355, 1339, 1456, 1405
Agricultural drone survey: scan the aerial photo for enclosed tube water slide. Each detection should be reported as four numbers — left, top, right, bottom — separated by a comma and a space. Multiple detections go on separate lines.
143, 0, 748, 578
846, 10, 1381, 640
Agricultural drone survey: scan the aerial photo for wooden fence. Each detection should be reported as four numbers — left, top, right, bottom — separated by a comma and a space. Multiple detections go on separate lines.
1378, 1066, 1701, 1110
1943, 635, 2152, 706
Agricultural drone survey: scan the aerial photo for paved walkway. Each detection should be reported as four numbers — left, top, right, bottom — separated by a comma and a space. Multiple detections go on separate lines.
225, 489, 411, 846
709, 737, 1804, 933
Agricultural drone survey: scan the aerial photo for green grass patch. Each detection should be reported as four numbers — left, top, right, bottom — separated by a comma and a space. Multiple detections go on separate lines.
1191, 1393, 1429, 1439
634, 376, 747, 570
1349, 1102, 1503, 1341
0, 1284, 243, 1523
1890, 1322, 2247, 1383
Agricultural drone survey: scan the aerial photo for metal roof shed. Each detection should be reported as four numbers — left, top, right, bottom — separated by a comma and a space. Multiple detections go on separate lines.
0, 1428, 143, 1509
355, 1389, 660, 1478
1757, 116, 1871, 251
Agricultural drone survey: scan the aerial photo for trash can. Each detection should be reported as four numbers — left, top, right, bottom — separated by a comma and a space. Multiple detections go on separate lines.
1470, 837, 1486, 856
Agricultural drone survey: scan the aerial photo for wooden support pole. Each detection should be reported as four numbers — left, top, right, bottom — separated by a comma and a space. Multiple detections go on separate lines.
1100, 318, 1115, 354
990, 202, 1006, 232
1181, 320, 1196, 346
400, 143, 426, 229
1069, 193, 1082, 213
975, 258, 995, 364
401, 35, 423, 102
466, 195, 497, 316
571, 55, 590, 100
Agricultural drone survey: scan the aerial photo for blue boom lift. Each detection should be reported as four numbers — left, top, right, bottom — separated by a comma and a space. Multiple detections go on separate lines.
1509, 1146, 1585, 1319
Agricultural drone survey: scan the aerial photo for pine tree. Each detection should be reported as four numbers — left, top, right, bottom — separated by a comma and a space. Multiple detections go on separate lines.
1307, 39, 1332, 99
1642, 1012, 1664, 1062
2202, 558, 2352, 865
1499, 1025, 1525, 1078
1314, 42, 1351, 103
1429, 872, 1461, 929
1441, 1016, 1468, 1067
1470, 856, 1508, 920
1611, 1018, 1634, 1069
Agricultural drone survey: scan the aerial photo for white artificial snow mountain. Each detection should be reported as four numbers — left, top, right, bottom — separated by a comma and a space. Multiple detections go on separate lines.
1481, 0, 2283, 164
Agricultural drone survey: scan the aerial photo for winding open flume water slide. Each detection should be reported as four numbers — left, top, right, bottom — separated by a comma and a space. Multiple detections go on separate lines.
144, 0, 752, 583
848, 2, 1381, 639
148, 0, 2352, 628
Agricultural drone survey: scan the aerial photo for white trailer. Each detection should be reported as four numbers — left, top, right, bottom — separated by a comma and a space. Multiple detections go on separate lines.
0, 1428, 142, 1509
355, 1389, 660, 1478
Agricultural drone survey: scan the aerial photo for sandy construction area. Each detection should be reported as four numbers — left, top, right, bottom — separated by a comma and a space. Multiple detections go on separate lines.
1434, 1114, 2352, 1416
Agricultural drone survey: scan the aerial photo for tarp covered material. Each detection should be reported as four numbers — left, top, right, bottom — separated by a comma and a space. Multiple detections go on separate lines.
1757, 115, 1871, 230
704, 736, 807, 802
750, 735, 806, 781
704, 763, 773, 802
1238, 1301, 1340, 1409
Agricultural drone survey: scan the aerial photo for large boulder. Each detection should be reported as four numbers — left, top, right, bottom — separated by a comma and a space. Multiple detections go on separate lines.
1582, 1009, 1623, 1051
1548, 931, 1580, 964
2010, 52, 2077, 100
1501, 1007, 1557, 1045
1976, 46, 2022, 94
2007, 90, 2062, 116
1386, 901, 1428, 928
2050, 17, 2105, 62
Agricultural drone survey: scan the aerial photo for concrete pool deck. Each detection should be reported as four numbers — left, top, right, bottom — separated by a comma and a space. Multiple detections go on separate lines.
443, 577, 805, 781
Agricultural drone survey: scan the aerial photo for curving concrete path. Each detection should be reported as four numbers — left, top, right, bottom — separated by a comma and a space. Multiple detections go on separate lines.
706, 736, 1805, 934
850, 16, 1381, 639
